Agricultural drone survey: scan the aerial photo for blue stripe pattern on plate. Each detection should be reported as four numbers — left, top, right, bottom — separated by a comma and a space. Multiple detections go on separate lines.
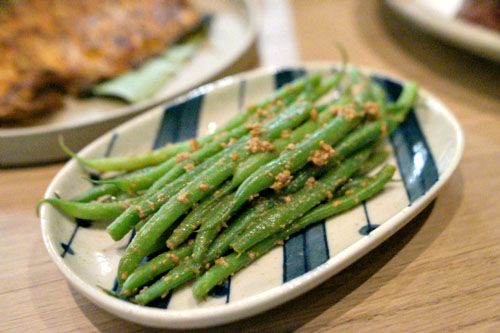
357, 78, 438, 235
376, 77, 439, 204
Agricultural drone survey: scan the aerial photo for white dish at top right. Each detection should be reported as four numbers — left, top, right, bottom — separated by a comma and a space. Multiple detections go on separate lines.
386, 0, 500, 62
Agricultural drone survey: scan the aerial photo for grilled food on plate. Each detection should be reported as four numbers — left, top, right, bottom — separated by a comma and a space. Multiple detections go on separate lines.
0, 0, 201, 121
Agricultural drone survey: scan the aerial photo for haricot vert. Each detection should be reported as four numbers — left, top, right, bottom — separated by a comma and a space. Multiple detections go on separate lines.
37, 69, 418, 304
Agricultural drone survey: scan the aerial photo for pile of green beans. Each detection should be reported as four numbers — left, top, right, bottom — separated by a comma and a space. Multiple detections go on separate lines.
38, 69, 419, 304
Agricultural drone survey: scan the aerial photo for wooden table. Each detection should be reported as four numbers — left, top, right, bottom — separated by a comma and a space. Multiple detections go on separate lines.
2, 1, 499, 331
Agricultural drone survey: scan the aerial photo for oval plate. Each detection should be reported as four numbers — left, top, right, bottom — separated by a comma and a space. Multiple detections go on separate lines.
0, 0, 257, 166
40, 63, 464, 329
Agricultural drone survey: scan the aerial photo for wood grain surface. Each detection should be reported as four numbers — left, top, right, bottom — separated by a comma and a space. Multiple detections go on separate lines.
1, 0, 499, 332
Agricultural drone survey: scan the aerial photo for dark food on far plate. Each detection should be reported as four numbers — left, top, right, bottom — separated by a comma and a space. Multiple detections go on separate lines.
458, 0, 500, 31
0, 0, 201, 121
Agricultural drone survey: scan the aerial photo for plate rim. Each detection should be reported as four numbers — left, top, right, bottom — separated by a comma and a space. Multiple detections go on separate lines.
386, 0, 500, 62
40, 62, 465, 329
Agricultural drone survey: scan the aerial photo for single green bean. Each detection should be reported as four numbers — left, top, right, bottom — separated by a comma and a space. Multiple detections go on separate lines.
59, 136, 192, 173
93, 157, 177, 192
37, 198, 131, 220
72, 183, 121, 203
354, 149, 390, 176
382, 82, 419, 119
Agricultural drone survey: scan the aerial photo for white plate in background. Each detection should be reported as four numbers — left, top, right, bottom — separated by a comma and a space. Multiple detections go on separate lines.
386, 0, 500, 62
40, 63, 464, 329
0, 0, 257, 166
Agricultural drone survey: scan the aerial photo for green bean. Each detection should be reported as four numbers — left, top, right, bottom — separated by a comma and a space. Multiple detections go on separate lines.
232, 101, 336, 186
192, 164, 395, 299
190, 98, 342, 262
392, 82, 419, 114
349, 69, 378, 104
134, 260, 200, 305
370, 81, 387, 110
382, 82, 419, 119
206, 196, 280, 262
62, 75, 318, 173
109, 98, 316, 242
37, 198, 130, 220
354, 149, 390, 176
108, 98, 316, 243
106, 149, 225, 241
191, 192, 236, 262
59, 136, 192, 173
117, 101, 316, 283
93, 96, 289, 194
165, 79, 345, 256
230, 147, 371, 253
190, 101, 364, 262
93, 157, 177, 192
231, 104, 365, 211
72, 183, 121, 203
292, 165, 396, 227
284, 118, 398, 194
166, 181, 233, 249
133, 197, 280, 303
143, 127, 248, 194
121, 242, 194, 296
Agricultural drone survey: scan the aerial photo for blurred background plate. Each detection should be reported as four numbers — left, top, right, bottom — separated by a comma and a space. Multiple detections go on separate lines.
0, 0, 257, 167
386, 0, 500, 62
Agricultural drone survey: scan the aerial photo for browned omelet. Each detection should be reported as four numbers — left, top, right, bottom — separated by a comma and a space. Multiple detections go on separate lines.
0, 0, 201, 121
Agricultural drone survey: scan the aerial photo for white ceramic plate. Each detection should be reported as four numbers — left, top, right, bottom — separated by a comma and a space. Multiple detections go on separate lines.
40, 63, 464, 329
386, 0, 500, 62
0, 0, 257, 166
